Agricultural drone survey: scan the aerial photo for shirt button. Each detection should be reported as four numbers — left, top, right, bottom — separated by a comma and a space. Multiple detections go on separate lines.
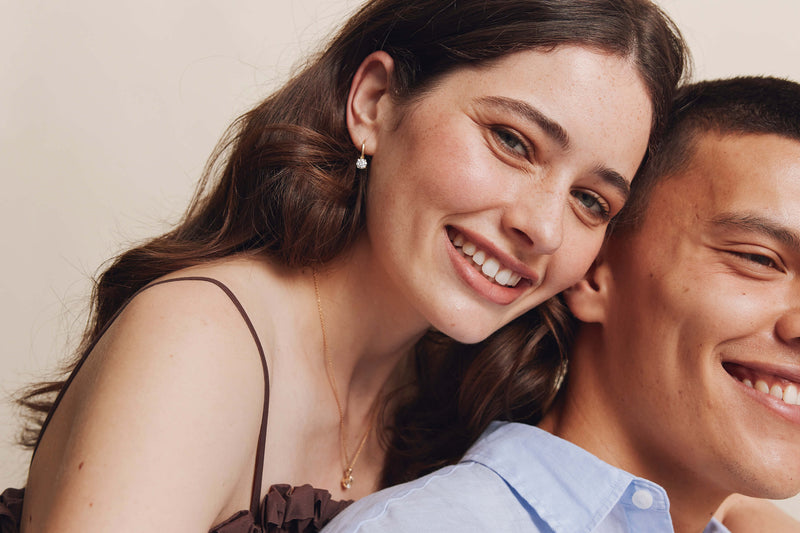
632, 489, 654, 510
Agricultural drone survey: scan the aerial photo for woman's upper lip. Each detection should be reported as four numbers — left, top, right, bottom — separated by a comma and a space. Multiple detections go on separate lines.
447, 225, 542, 285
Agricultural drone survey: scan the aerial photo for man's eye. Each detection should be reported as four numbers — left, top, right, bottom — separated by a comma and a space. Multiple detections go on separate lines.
728, 251, 782, 271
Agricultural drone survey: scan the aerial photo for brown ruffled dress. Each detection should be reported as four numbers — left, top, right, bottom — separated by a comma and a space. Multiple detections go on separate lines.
0, 277, 352, 533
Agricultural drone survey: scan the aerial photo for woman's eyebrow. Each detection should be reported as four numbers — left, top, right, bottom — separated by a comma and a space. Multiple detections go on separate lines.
477, 95, 631, 198
711, 213, 800, 253
593, 166, 630, 201
476, 95, 570, 149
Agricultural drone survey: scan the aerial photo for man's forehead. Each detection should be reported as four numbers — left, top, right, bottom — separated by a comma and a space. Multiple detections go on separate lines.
655, 132, 800, 211
607, 131, 800, 254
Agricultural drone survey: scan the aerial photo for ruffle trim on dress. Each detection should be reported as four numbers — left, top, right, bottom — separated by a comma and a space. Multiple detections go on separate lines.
0, 487, 24, 533
210, 484, 352, 533
262, 484, 352, 532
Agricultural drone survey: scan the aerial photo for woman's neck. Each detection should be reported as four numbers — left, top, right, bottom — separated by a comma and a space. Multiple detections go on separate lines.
307, 238, 430, 415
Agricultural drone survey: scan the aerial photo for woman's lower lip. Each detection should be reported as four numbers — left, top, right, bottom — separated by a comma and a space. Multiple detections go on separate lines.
445, 231, 529, 306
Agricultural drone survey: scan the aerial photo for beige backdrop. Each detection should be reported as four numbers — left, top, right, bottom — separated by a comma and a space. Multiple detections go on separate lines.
2, 0, 800, 518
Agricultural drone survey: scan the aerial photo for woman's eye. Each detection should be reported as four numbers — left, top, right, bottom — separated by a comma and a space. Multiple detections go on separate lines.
571, 189, 610, 220
492, 127, 529, 157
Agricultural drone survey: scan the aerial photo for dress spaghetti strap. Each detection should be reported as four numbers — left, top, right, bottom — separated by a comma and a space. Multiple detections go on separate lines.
2, 276, 349, 533
29, 277, 271, 517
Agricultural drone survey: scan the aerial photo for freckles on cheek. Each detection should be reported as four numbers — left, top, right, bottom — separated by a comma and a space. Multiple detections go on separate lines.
572, 233, 605, 273
436, 158, 496, 208
553, 245, 599, 291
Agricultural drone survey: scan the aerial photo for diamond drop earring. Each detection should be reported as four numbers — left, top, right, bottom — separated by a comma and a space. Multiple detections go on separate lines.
356, 141, 368, 170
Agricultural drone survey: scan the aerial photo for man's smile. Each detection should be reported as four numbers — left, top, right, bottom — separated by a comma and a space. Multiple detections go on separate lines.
725, 362, 800, 407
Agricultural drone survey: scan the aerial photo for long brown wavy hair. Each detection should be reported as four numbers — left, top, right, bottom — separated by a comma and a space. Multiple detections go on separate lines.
17, 0, 689, 486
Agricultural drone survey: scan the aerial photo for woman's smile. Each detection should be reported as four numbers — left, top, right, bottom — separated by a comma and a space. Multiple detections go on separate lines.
449, 229, 526, 288
445, 226, 537, 306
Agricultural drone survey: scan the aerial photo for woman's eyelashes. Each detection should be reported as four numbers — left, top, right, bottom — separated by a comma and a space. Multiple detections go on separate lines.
491, 126, 531, 158
571, 189, 611, 222
488, 125, 613, 224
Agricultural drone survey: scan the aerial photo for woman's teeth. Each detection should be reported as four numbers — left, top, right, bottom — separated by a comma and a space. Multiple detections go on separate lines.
741, 378, 800, 406
451, 232, 523, 287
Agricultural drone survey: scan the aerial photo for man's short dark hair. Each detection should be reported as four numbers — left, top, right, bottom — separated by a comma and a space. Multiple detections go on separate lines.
613, 76, 800, 232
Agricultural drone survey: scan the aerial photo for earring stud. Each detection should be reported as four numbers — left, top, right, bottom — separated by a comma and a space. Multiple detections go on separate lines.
356, 141, 368, 170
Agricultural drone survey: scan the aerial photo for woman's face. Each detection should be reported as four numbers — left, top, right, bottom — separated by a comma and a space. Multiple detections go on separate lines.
365, 45, 653, 343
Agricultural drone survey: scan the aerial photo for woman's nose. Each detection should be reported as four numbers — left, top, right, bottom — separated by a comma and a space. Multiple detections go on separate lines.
501, 183, 566, 255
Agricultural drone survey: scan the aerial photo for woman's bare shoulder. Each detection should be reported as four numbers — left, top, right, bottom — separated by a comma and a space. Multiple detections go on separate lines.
24, 261, 276, 532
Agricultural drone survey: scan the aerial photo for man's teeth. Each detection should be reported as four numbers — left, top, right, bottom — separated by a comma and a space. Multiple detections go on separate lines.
451, 232, 522, 288
741, 378, 800, 406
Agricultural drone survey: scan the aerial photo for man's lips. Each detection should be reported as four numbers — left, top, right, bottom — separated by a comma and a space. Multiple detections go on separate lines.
724, 362, 800, 406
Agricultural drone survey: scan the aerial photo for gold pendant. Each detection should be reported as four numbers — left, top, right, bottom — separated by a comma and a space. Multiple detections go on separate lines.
341, 468, 353, 490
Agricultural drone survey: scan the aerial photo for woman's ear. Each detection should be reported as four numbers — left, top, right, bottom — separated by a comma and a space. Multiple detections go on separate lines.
563, 252, 613, 324
346, 51, 396, 155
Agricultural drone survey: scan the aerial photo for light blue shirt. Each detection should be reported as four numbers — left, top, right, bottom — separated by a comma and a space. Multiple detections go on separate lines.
324, 421, 730, 533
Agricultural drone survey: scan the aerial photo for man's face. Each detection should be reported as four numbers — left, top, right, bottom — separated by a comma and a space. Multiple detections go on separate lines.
598, 132, 800, 499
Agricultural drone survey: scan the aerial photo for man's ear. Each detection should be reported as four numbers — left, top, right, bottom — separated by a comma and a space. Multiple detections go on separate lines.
346, 51, 396, 155
563, 252, 614, 324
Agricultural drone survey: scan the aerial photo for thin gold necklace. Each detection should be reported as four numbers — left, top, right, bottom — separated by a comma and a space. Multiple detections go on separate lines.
312, 269, 375, 490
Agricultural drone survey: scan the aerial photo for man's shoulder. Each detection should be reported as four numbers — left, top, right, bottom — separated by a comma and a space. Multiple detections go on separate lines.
323, 459, 534, 532
323, 421, 728, 533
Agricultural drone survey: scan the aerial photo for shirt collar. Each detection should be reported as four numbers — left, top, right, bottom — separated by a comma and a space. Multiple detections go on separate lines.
461, 421, 671, 533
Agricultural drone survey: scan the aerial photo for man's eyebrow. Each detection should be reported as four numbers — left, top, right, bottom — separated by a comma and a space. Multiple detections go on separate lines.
711, 213, 800, 252
476, 96, 569, 149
